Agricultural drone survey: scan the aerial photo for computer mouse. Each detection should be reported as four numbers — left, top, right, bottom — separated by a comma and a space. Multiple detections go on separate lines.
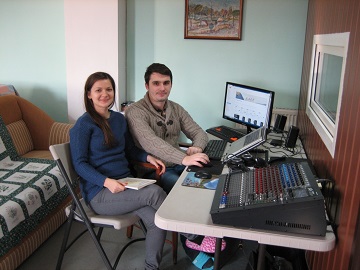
199, 161, 214, 168
254, 157, 267, 168
194, 171, 212, 179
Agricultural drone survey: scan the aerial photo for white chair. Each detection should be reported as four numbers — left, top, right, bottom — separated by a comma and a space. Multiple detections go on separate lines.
50, 143, 146, 270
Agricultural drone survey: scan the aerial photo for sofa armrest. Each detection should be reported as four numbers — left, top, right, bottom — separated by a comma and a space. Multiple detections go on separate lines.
49, 122, 73, 146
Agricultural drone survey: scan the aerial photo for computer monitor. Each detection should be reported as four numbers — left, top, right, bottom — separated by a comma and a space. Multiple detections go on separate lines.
223, 82, 275, 133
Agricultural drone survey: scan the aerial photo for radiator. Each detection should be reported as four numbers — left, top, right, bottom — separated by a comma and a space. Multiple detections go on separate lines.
271, 108, 298, 131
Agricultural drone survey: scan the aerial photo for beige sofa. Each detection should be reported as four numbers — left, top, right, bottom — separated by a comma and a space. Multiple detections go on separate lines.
0, 94, 73, 270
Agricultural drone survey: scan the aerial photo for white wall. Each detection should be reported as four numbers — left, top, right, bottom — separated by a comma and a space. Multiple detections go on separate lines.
64, 0, 124, 123
0, 0, 308, 128
0, 0, 126, 123
0, 0, 67, 122
127, 0, 308, 130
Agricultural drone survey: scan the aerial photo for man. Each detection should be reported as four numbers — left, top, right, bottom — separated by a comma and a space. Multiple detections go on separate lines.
125, 63, 210, 193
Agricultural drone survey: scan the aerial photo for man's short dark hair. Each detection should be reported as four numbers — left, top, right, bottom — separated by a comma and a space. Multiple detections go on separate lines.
144, 63, 173, 85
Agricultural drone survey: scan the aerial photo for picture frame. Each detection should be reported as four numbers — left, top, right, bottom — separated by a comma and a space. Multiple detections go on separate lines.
184, 0, 244, 40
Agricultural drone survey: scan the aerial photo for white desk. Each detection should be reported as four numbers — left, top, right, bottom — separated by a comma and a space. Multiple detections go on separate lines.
155, 134, 335, 269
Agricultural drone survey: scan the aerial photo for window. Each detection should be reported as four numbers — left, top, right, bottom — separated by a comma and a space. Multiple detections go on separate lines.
306, 32, 349, 158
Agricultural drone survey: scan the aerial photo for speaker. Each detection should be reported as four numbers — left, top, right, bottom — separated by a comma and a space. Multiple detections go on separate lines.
285, 126, 299, 148
273, 115, 287, 133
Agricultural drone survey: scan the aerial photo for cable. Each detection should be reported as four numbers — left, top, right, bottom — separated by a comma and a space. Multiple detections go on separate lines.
226, 157, 249, 173
262, 144, 290, 157
316, 179, 334, 184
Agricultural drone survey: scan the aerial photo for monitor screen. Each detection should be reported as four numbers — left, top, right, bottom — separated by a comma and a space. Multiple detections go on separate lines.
223, 82, 275, 132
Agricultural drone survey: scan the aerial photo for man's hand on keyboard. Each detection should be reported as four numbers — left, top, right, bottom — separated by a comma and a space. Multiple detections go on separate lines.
182, 153, 210, 167
186, 146, 203, 155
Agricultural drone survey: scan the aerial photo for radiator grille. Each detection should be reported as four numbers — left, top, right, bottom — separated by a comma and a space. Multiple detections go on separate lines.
235, 108, 298, 132
271, 108, 298, 131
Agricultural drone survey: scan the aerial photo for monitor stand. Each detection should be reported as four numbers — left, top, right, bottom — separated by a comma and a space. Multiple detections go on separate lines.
246, 126, 252, 134
233, 125, 252, 135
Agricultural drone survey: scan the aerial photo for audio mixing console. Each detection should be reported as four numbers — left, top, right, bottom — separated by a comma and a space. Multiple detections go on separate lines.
210, 161, 327, 236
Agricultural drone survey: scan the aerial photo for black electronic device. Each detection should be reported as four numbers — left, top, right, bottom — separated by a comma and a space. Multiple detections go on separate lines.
254, 157, 267, 168
241, 153, 256, 167
206, 125, 245, 143
273, 114, 287, 133
285, 125, 300, 148
270, 139, 283, 146
194, 171, 212, 179
240, 154, 267, 168
222, 82, 275, 134
203, 139, 228, 160
210, 161, 327, 236
187, 160, 225, 175
199, 161, 214, 168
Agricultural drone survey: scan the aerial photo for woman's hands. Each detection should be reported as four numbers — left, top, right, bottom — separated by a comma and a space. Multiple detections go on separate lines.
103, 156, 165, 193
146, 155, 166, 175
104, 178, 127, 193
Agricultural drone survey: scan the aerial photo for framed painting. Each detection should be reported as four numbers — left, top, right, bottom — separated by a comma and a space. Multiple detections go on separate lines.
184, 0, 244, 40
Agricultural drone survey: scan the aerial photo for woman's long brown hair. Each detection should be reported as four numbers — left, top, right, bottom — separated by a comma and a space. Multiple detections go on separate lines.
84, 72, 117, 147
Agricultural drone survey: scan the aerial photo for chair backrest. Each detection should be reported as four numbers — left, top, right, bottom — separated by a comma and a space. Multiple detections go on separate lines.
49, 142, 89, 222
50, 142, 143, 270
50, 143, 78, 186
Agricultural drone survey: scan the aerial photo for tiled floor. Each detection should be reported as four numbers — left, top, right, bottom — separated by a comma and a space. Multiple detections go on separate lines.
17, 222, 259, 270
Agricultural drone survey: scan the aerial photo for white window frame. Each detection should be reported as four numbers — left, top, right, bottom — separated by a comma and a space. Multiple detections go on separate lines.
306, 32, 350, 158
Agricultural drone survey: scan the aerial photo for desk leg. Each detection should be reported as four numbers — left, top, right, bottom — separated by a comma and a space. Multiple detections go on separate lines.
213, 237, 222, 270
257, 244, 266, 270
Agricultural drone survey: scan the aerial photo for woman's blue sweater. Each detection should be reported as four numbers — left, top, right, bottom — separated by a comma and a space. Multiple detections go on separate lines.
70, 111, 148, 203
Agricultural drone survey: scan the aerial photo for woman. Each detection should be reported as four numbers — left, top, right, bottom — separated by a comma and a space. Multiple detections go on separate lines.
70, 72, 167, 270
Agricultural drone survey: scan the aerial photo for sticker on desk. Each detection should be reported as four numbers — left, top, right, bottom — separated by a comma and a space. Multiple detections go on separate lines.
182, 172, 219, 190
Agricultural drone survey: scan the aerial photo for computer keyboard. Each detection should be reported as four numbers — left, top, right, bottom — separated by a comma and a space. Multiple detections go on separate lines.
203, 139, 228, 161
206, 125, 245, 143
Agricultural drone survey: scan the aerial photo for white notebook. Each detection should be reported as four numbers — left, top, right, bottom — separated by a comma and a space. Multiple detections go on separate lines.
118, 177, 157, 190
